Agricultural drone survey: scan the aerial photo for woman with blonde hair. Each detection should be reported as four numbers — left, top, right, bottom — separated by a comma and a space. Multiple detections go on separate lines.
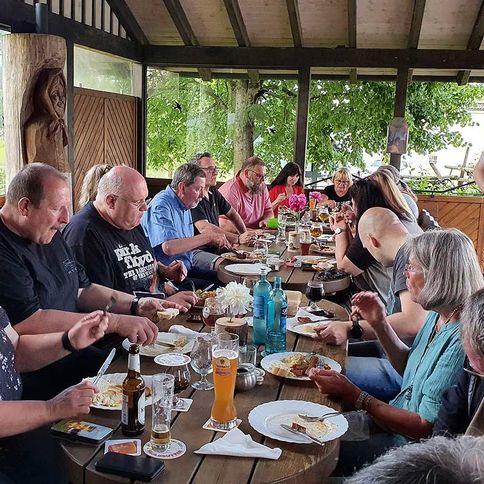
320, 167, 353, 209
78, 164, 113, 209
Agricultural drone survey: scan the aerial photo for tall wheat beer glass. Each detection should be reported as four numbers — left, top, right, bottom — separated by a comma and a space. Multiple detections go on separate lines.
210, 333, 239, 430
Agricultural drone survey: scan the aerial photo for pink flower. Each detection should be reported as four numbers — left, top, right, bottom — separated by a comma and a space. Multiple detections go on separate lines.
309, 191, 321, 202
289, 193, 307, 212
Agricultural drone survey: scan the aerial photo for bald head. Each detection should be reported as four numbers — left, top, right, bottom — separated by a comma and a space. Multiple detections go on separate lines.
358, 207, 409, 266
97, 166, 146, 200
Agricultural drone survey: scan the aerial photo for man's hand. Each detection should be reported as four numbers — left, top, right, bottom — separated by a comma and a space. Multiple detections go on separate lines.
308, 368, 360, 405
329, 212, 347, 232
108, 314, 158, 345
209, 233, 231, 250
239, 231, 257, 246
351, 292, 386, 329
47, 380, 98, 420
325, 200, 337, 210
259, 219, 268, 228
313, 321, 351, 345
138, 297, 184, 320
166, 291, 197, 310
161, 260, 187, 283
67, 311, 109, 350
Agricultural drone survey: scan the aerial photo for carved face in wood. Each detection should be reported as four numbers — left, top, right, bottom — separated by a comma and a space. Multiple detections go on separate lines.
35, 68, 67, 120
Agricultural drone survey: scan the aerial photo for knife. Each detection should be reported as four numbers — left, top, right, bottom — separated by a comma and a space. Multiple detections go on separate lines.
280, 424, 325, 446
92, 348, 116, 386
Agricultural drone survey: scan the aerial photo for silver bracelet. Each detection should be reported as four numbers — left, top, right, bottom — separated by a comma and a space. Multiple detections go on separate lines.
355, 391, 370, 410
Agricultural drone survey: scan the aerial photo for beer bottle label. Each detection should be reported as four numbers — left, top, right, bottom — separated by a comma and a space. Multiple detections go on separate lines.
138, 391, 145, 425
121, 394, 129, 425
128, 354, 140, 372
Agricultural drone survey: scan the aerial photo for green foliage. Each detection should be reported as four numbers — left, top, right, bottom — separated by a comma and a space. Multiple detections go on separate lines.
406, 176, 482, 196
146, 70, 484, 179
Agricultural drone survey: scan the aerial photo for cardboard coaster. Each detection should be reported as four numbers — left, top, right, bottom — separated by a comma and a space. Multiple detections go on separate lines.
202, 418, 242, 433
143, 439, 186, 460
173, 397, 193, 412
104, 439, 141, 456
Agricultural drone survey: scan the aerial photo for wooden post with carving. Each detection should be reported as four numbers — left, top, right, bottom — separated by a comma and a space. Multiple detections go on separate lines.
2, 34, 68, 186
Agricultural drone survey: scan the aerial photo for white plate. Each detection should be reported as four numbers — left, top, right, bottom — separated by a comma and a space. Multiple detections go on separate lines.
296, 255, 328, 264
288, 322, 323, 337
220, 252, 263, 262
248, 400, 348, 444
122, 333, 194, 357
260, 352, 341, 380
87, 373, 153, 410
287, 309, 334, 337
225, 263, 272, 276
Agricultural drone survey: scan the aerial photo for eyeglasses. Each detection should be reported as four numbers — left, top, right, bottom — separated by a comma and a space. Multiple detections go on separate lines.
249, 170, 265, 181
404, 263, 423, 274
334, 180, 350, 185
114, 195, 151, 209
464, 360, 484, 379
201, 166, 218, 173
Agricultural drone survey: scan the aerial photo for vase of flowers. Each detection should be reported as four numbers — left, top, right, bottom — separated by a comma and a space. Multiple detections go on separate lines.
288, 193, 307, 232
309, 191, 321, 209
215, 282, 253, 347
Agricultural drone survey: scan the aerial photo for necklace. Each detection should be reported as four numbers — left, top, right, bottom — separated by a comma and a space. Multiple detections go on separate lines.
404, 305, 462, 401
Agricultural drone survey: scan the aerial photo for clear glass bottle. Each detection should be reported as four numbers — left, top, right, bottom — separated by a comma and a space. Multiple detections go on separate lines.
121, 344, 145, 436
252, 268, 272, 345
265, 277, 287, 354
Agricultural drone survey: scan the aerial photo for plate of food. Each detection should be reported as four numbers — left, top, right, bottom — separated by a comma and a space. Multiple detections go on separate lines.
260, 352, 341, 380
248, 400, 348, 444
121, 332, 194, 357
297, 255, 328, 264
310, 243, 335, 256
220, 252, 264, 263
195, 289, 217, 307
89, 373, 153, 410
225, 263, 272, 276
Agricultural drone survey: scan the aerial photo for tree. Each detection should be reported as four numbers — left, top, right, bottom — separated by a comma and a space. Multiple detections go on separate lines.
146, 69, 484, 178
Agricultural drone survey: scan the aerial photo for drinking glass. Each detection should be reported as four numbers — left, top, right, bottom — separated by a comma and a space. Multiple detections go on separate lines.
145, 373, 174, 457
305, 280, 325, 311
202, 297, 224, 330
211, 333, 239, 430
299, 230, 312, 256
191, 335, 214, 390
318, 206, 330, 223
310, 222, 323, 239
239, 344, 257, 369
253, 239, 268, 258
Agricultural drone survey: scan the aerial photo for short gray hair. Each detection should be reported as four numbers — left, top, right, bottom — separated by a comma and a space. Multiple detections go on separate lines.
346, 435, 484, 484
190, 152, 212, 165
170, 163, 205, 190
96, 169, 124, 198
409, 229, 483, 312
460, 288, 484, 356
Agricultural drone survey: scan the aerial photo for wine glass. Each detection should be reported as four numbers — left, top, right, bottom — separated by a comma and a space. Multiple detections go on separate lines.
202, 297, 224, 330
191, 335, 214, 390
305, 280, 325, 311
310, 222, 322, 239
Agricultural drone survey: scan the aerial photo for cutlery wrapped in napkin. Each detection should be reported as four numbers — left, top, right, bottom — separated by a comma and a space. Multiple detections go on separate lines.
194, 428, 281, 459
168, 324, 199, 337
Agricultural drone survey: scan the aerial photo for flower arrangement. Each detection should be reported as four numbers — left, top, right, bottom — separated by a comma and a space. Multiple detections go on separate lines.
288, 193, 307, 212
309, 191, 321, 203
216, 282, 253, 320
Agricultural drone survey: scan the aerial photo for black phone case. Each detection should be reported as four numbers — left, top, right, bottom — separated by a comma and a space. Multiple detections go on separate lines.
95, 452, 165, 481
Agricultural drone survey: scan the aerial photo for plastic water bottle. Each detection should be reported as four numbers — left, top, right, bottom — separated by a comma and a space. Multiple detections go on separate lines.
252, 268, 272, 345
265, 277, 287, 354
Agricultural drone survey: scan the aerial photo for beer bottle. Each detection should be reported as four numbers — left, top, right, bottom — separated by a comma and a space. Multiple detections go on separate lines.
121, 344, 145, 436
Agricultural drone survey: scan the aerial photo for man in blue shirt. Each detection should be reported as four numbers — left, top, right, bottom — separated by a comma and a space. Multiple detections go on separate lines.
142, 163, 230, 287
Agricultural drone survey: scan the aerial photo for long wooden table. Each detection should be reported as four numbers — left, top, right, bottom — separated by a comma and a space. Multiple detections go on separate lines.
60, 301, 348, 484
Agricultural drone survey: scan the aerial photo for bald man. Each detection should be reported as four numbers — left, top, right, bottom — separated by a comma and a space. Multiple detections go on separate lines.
316, 207, 427, 344
64, 166, 197, 311
474, 151, 484, 192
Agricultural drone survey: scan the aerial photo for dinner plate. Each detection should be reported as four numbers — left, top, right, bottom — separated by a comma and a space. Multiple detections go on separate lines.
248, 400, 348, 444
220, 252, 263, 263
122, 332, 194, 357
296, 255, 328, 264
225, 263, 272, 276
260, 351, 341, 380
87, 373, 153, 410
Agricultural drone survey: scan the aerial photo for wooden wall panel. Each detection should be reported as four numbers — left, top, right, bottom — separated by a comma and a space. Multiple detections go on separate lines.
73, 87, 137, 210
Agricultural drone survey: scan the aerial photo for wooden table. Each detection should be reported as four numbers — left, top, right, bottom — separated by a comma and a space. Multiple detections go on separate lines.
60, 301, 348, 484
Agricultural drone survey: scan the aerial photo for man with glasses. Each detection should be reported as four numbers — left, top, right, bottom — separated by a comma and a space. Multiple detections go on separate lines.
433, 288, 484, 437
218, 156, 274, 231
64, 166, 197, 310
190, 152, 256, 247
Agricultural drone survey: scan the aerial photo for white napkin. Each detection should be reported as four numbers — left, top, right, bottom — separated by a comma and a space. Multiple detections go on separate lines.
168, 325, 199, 337
194, 428, 282, 459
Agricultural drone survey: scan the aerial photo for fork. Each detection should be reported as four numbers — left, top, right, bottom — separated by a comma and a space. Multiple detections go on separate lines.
297, 411, 341, 422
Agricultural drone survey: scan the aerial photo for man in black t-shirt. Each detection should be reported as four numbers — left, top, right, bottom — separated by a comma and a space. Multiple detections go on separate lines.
0, 163, 178, 398
64, 166, 197, 310
190, 152, 256, 249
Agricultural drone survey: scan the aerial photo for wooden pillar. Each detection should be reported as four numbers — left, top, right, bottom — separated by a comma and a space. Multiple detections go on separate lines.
294, 67, 311, 175
138, 64, 147, 176
390, 67, 410, 170
66, 39, 75, 208
3, 34, 68, 186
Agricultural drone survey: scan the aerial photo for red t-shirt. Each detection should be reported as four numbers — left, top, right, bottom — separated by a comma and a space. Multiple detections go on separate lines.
268, 184, 304, 216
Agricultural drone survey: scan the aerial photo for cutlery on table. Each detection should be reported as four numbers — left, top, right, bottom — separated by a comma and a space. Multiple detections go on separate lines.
92, 348, 116, 386
202, 283, 215, 292
297, 412, 341, 422
279, 424, 325, 446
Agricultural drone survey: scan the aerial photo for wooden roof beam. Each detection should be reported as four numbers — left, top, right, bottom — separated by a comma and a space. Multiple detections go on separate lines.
105, 0, 149, 45
223, 0, 260, 82
348, 0, 357, 82
163, 0, 212, 81
457, 0, 484, 85
286, 0, 303, 48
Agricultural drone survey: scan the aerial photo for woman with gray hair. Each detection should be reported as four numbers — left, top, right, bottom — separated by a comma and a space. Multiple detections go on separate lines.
309, 229, 483, 475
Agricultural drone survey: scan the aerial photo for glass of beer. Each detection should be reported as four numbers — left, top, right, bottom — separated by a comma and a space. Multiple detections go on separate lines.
310, 222, 323, 239
305, 280, 325, 311
211, 333, 239, 430
146, 373, 174, 457
202, 297, 224, 330
318, 206, 330, 223
299, 231, 312, 256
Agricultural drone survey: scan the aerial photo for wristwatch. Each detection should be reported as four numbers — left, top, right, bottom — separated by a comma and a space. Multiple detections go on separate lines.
334, 227, 347, 235
130, 297, 139, 316
350, 318, 363, 339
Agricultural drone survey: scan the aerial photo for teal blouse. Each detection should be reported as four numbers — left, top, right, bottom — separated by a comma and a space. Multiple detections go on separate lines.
390, 311, 465, 439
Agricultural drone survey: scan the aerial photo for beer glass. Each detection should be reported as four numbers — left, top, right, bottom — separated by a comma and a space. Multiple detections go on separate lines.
305, 280, 325, 311
146, 373, 174, 457
191, 335, 214, 391
210, 333, 239, 430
